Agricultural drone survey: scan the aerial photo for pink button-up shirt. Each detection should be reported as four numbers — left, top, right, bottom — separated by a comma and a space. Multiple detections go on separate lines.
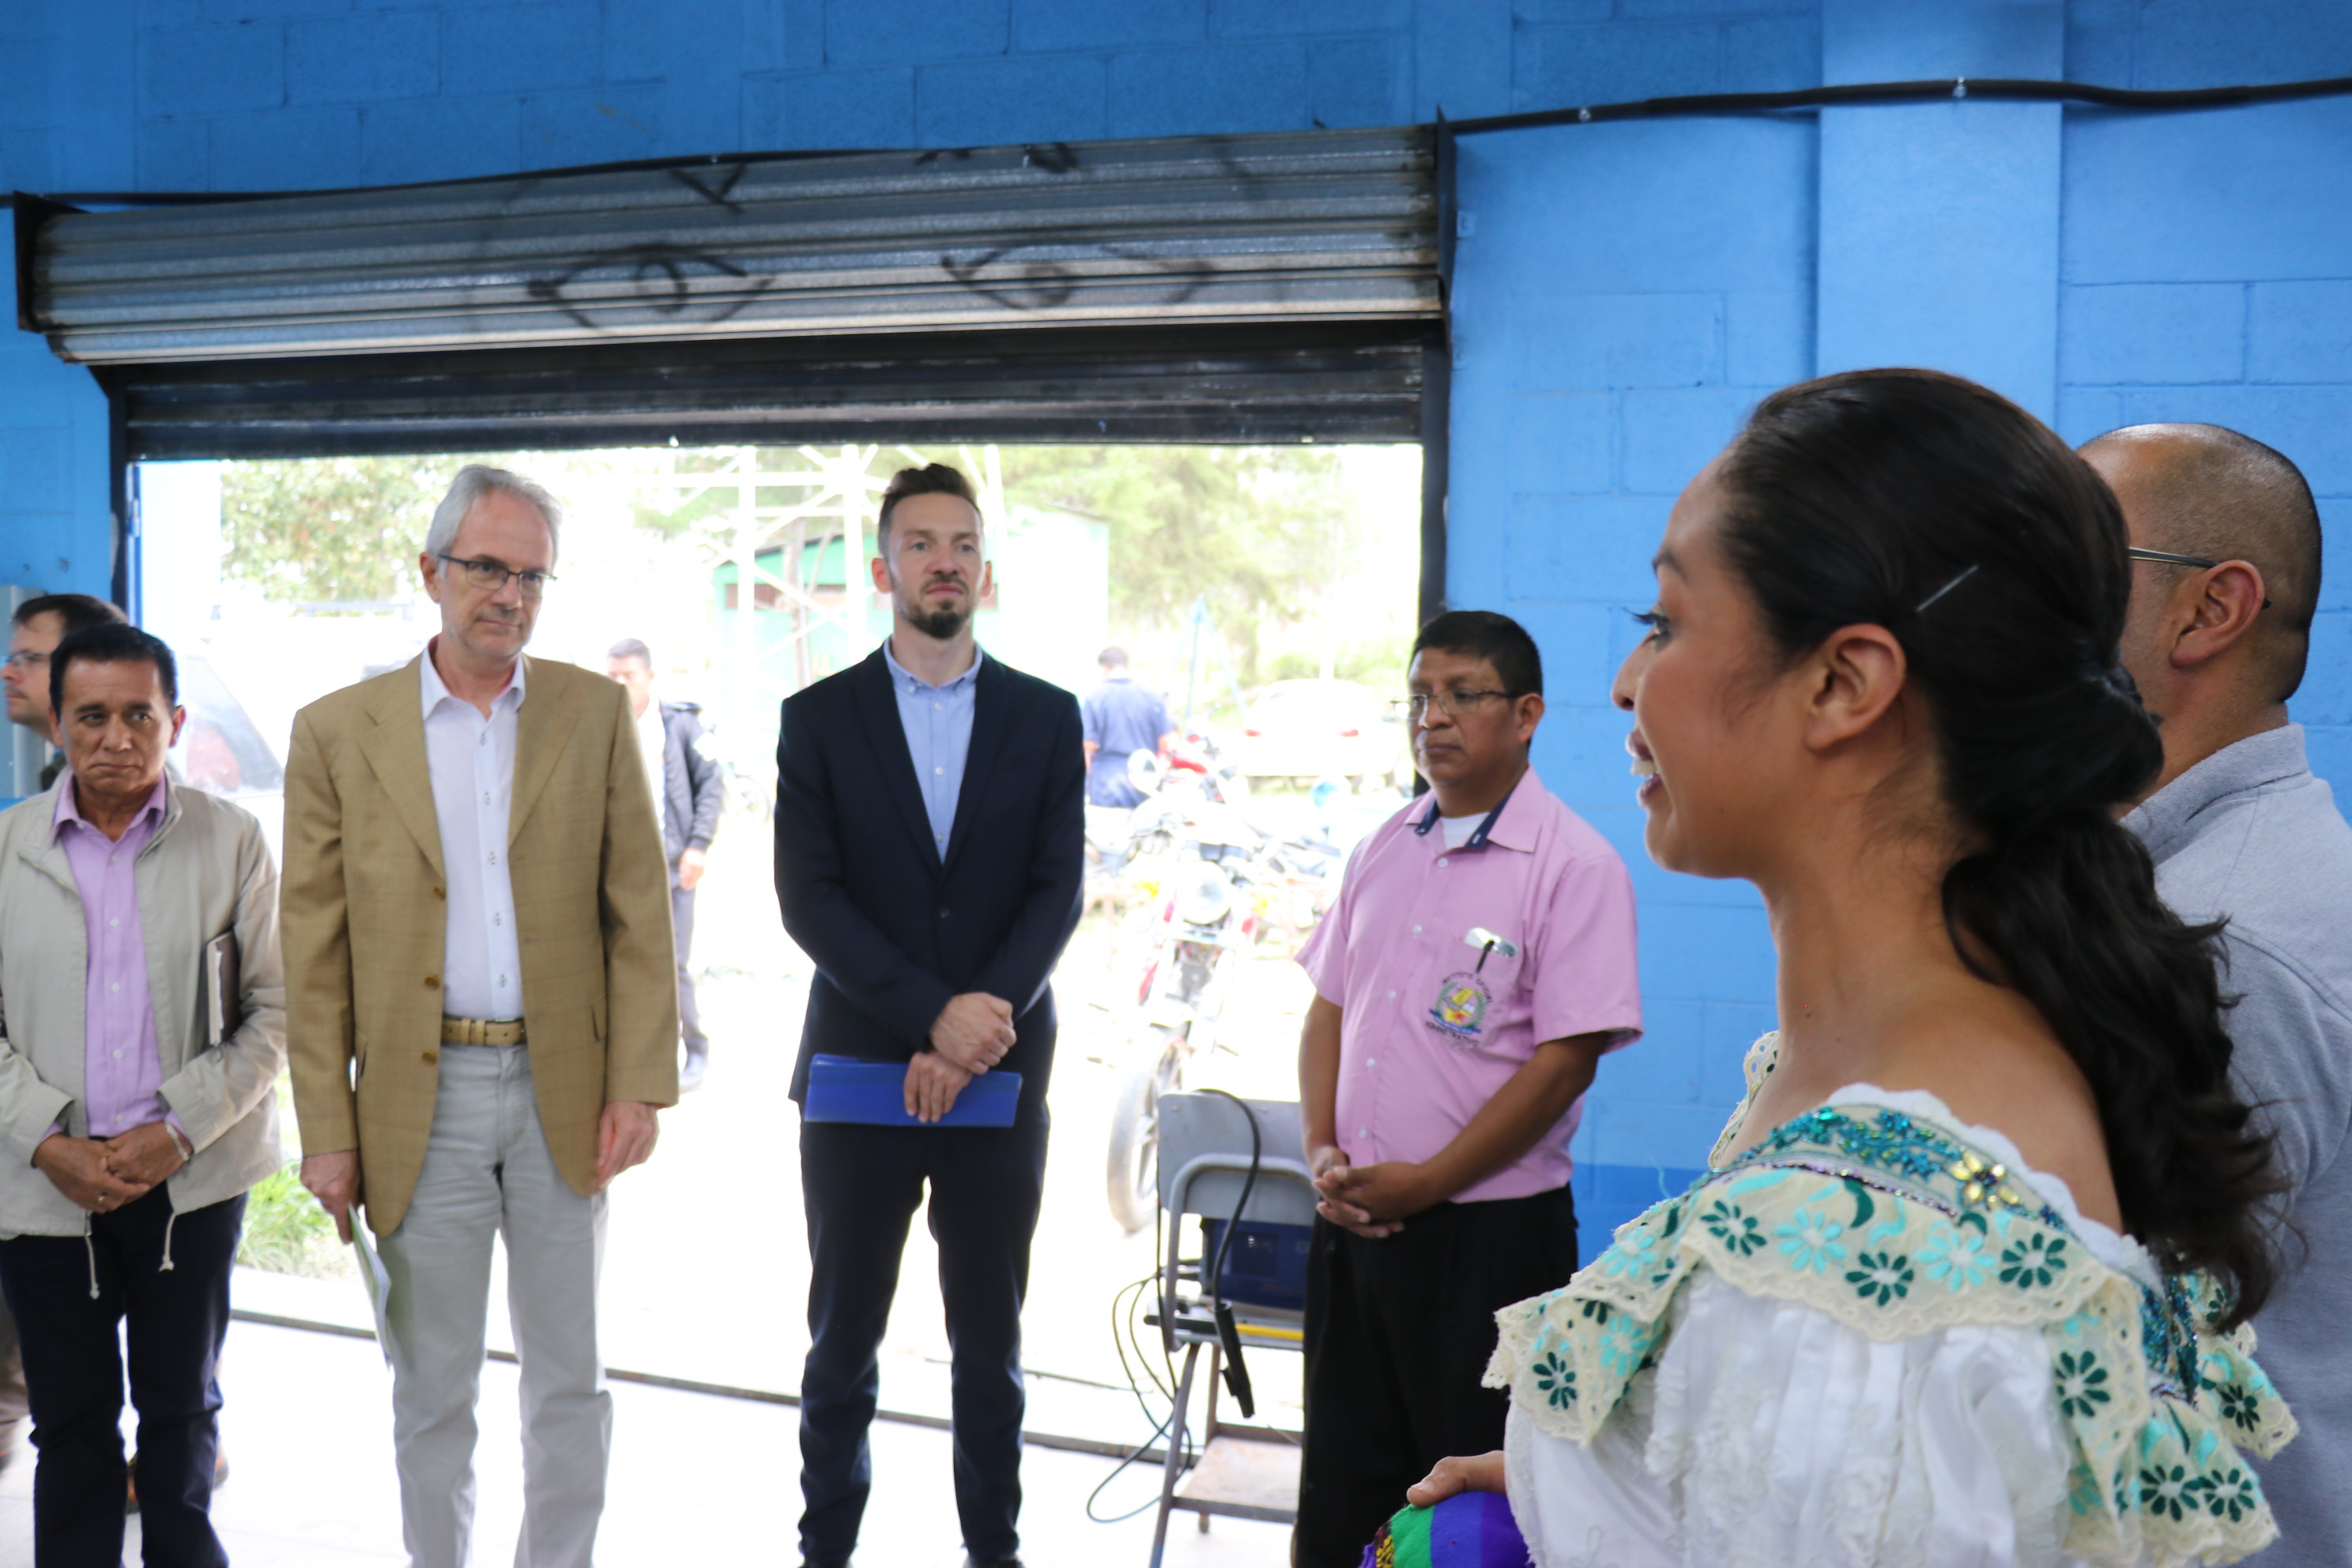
1298, 767, 1642, 1202
54, 777, 175, 1139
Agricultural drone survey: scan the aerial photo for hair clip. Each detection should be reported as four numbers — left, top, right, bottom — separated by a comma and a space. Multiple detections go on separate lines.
1914, 564, 1981, 614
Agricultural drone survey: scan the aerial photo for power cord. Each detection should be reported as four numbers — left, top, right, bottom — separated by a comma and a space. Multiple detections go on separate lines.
1198, 1087, 1262, 1420
1089, 1087, 1268, 1525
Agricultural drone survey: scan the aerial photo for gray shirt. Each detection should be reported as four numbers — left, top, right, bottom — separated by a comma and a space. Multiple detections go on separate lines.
2125, 724, 2352, 1568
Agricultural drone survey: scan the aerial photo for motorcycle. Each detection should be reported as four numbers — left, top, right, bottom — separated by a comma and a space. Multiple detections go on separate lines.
1102, 790, 1263, 1233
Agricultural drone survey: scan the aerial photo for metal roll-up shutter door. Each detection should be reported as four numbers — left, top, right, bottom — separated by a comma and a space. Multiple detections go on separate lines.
98, 322, 1434, 459
24, 127, 1438, 362
14, 126, 1440, 454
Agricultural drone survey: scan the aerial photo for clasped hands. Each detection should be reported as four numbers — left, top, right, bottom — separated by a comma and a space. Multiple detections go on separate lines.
1309, 1144, 1438, 1238
33, 1121, 186, 1214
906, 991, 1016, 1122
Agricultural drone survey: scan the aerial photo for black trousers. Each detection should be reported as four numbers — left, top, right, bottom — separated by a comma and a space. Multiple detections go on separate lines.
1295, 1185, 1578, 1568
797, 1102, 1049, 1561
671, 880, 706, 1054
0, 1188, 244, 1568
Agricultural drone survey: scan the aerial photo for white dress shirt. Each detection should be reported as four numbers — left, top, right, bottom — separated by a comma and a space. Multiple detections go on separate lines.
634, 700, 666, 835
421, 646, 527, 1021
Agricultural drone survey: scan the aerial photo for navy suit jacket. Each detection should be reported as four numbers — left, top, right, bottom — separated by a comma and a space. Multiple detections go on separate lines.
775, 646, 1085, 1112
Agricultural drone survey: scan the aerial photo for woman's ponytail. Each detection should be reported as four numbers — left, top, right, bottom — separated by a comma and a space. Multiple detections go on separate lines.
1943, 811, 2279, 1318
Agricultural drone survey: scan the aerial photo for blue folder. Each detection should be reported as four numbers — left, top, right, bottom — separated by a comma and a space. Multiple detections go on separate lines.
804, 1054, 1022, 1129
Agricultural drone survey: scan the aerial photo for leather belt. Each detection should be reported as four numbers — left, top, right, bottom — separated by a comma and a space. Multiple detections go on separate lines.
441, 1016, 527, 1047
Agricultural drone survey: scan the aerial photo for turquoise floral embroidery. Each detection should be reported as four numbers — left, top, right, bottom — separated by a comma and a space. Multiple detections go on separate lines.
1600, 1227, 1660, 1280
1702, 1198, 1766, 1257
2054, 1351, 2112, 1419
1999, 1232, 2068, 1290
1918, 1221, 1993, 1292
1578, 1298, 1612, 1326
1596, 1315, 1647, 1377
1845, 1250, 1913, 1306
2202, 1464, 2259, 1523
1531, 1351, 1577, 1410
1774, 1205, 1846, 1274
2139, 1464, 2195, 1521
2066, 1460, 2104, 1517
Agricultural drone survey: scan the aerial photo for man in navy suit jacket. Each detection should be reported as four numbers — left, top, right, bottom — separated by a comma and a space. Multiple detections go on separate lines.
775, 462, 1084, 1568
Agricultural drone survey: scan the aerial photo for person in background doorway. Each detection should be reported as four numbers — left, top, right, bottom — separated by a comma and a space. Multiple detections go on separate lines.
606, 639, 726, 1093
1080, 646, 1175, 808
2086, 423, 2349, 1568
0, 623, 285, 1568
775, 462, 1084, 1568
5, 594, 128, 793
1292, 609, 1642, 1568
281, 465, 677, 1568
0, 591, 125, 1479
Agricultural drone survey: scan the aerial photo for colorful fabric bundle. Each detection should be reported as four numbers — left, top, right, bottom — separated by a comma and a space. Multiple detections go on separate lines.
1359, 1491, 1528, 1568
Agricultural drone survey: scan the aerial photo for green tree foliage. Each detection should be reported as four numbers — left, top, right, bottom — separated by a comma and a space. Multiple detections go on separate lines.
997, 446, 1359, 680
219, 454, 463, 604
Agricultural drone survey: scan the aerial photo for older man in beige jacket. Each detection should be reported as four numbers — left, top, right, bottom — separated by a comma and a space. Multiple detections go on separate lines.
0, 622, 285, 1568
283, 466, 677, 1568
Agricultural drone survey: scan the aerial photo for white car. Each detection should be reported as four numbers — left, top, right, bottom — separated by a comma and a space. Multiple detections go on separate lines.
1231, 679, 1405, 790
170, 654, 286, 868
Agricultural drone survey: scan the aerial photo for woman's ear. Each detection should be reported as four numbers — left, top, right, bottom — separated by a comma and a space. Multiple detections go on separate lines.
1801, 623, 1908, 752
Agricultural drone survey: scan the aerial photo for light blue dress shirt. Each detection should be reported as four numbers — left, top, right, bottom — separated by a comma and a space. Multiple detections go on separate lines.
881, 639, 982, 857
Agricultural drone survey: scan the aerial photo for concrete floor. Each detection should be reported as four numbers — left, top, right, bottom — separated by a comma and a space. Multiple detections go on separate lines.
0, 1320, 1293, 1568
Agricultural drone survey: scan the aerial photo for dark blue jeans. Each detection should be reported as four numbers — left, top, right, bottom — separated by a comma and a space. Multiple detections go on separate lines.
0, 1187, 244, 1568
797, 1102, 1049, 1562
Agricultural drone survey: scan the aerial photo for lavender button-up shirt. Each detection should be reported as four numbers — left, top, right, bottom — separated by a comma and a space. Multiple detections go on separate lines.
54, 776, 175, 1139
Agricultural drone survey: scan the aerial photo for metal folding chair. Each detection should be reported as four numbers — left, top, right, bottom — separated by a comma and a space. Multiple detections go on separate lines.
1145, 1091, 1319, 1567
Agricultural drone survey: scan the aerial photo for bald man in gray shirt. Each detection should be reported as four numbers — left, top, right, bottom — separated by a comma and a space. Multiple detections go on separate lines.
2090, 423, 2349, 1567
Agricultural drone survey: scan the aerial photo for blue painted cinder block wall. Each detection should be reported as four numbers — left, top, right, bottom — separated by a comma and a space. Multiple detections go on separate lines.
1450, 0, 2352, 1255
5, 0, 2349, 1260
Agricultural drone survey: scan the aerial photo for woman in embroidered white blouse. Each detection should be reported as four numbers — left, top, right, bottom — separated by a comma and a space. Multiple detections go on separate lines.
1407, 370, 2293, 1568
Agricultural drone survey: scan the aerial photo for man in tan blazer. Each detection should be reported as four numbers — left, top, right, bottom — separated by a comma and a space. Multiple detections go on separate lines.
281, 465, 677, 1568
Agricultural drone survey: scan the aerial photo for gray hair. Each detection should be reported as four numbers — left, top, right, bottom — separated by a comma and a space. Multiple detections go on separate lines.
608, 637, 653, 666
424, 464, 564, 567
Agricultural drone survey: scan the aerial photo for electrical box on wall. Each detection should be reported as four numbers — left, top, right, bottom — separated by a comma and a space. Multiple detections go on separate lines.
2, 587, 51, 805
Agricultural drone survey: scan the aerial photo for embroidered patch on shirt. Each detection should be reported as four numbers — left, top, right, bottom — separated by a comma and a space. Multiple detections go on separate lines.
1427, 970, 1494, 1043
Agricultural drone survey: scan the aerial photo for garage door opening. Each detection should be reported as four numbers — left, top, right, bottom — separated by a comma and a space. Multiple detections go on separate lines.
138, 435, 1421, 1453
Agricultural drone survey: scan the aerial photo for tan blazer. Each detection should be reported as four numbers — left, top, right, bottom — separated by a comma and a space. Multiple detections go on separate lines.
281, 653, 678, 1234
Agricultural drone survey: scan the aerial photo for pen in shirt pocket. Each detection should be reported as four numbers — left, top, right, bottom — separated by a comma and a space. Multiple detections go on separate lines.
1464, 927, 1519, 973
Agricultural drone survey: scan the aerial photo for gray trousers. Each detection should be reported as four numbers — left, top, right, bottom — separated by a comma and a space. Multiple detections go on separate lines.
379, 1044, 609, 1568
672, 881, 704, 1056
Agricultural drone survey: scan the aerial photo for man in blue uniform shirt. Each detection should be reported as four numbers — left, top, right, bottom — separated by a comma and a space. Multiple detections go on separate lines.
1080, 646, 1175, 808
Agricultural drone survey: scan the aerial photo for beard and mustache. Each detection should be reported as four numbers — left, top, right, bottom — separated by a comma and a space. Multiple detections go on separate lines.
907, 604, 969, 640
903, 575, 974, 641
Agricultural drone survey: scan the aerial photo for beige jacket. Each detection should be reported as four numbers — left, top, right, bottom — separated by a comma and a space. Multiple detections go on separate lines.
281, 654, 677, 1235
0, 780, 288, 1238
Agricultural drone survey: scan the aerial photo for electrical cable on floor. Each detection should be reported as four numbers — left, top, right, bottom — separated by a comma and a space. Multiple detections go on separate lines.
1083, 1398, 1189, 1525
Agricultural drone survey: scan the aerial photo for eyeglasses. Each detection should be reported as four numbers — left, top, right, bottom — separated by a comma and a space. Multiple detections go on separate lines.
2128, 546, 2219, 570
437, 553, 555, 596
2127, 546, 2271, 609
1391, 689, 1517, 722
1, 650, 49, 670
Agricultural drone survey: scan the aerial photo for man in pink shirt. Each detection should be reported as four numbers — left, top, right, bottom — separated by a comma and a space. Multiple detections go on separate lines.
1294, 610, 1642, 1567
